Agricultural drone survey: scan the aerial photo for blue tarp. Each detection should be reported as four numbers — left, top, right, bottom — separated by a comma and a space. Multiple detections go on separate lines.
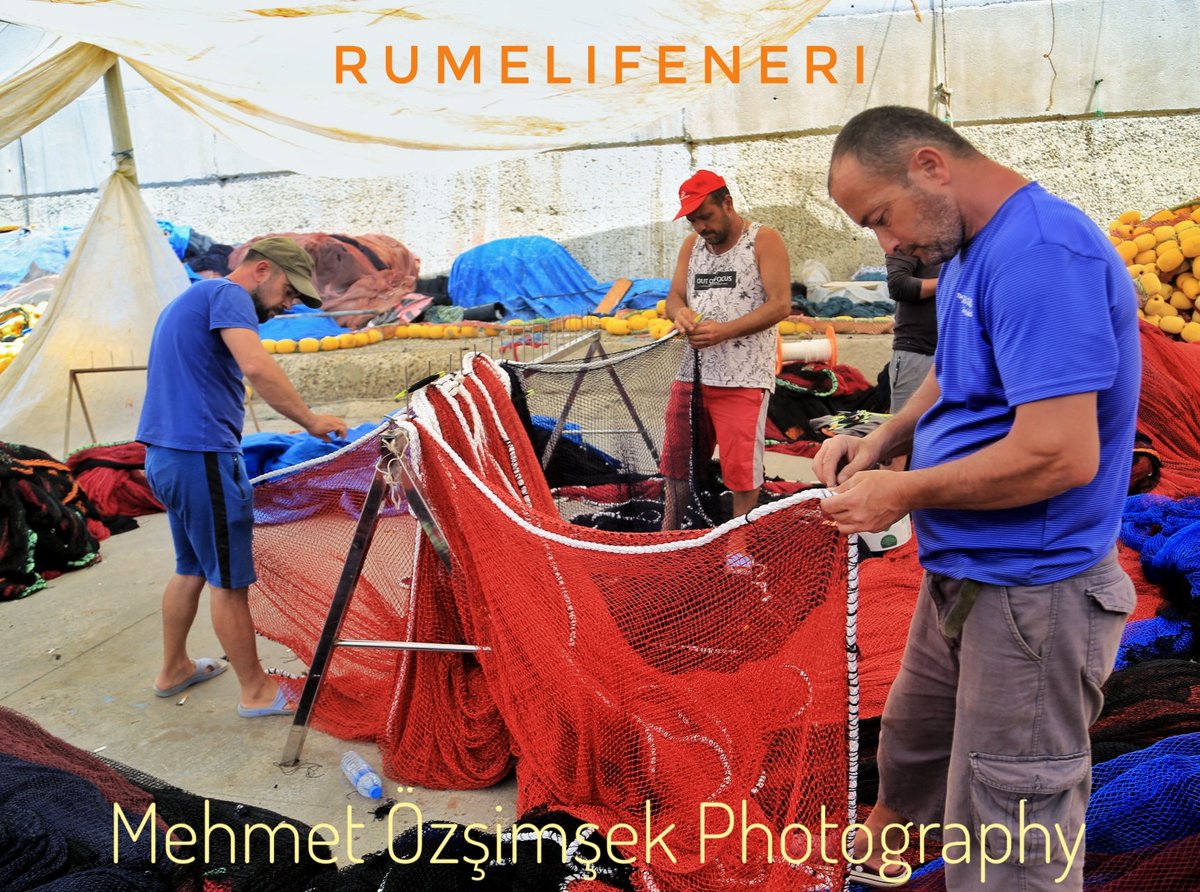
0, 227, 82, 293
157, 220, 191, 260
448, 235, 666, 319
242, 420, 381, 480
256, 305, 343, 341
0, 220, 192, 295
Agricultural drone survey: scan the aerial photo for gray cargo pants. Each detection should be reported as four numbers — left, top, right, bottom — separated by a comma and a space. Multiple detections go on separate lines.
875, 550, 1134, 890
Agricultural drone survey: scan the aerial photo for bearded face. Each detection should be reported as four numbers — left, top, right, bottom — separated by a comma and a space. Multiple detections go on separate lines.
904, 183, 966, 266
250, 288, 274, 323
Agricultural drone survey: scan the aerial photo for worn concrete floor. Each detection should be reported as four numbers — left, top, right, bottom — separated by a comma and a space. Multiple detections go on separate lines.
0, 508, 519, 863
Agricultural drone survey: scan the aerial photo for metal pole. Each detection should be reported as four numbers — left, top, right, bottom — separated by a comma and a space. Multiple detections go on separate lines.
15, 136, 30, 227
280, 436, 391, 766
103, 60, 138, 184
335, 640, 490, 653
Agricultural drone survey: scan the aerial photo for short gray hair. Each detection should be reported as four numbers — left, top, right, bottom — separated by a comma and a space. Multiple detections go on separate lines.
830, 105, 977, 185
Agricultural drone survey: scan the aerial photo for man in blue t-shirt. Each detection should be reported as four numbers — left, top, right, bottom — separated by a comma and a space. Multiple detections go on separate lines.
814, 108, 1139, 891
138, 237, 346, 719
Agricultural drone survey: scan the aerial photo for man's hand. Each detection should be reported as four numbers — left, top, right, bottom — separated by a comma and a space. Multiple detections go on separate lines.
673, 306, 700, 333
305, 414, 348, 441
820, 470, 908, 534
685, 319, 728, 349
812, 434, 884, 487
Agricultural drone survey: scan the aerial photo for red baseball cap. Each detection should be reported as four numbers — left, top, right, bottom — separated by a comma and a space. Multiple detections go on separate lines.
674, 170, 727, 220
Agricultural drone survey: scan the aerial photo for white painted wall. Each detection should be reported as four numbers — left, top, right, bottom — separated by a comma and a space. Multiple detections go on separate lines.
2, 0, 1197, 279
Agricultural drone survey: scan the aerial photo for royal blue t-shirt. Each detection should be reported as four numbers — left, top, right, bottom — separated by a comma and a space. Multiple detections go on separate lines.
910, 183, 1140, 585
137, 279, 259, 452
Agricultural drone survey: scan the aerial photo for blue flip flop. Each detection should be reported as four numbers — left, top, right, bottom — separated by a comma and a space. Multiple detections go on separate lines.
237, 684, 297, 718
153, 657, 228, 698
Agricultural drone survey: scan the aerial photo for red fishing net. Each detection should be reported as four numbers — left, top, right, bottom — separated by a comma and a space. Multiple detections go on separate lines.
1137, 320, 1200, 499
250, 352, 858, 891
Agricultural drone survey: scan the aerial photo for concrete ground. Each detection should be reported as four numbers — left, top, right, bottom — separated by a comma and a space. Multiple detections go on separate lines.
0, 333, 887, 866
0, 509, 519, 862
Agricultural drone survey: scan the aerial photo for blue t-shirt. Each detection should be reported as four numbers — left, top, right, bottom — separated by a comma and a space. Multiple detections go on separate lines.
137, 279, 259, 452
910, 183, 1140, 585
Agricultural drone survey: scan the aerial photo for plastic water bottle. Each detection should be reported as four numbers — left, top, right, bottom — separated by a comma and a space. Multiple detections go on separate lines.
340, 751, 383, 799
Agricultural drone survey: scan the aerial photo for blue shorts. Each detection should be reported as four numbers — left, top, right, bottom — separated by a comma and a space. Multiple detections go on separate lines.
144, 445, 257, 589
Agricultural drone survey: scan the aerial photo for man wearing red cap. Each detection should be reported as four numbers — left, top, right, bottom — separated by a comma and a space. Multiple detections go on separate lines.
661, 170, 792, 529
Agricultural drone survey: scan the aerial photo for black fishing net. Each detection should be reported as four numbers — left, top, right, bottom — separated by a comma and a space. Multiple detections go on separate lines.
504, 335, 722, 530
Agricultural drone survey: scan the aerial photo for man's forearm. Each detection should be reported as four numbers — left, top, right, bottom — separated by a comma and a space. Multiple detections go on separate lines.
665, 291, 688, 322
892, 391, 1099, 512
896, 430, 1088, 511
245, 362, 317, 430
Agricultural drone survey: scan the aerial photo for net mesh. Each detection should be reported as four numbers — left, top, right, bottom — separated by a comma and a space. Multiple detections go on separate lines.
509, 335, 719, 530
1137, 321, 1200, 500
249, 348, 858, 891
1091, 660, 1200, 766
0, 707, 173, 891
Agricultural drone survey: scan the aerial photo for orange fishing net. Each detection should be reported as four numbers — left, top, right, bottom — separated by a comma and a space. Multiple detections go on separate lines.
251, 352, 858, 890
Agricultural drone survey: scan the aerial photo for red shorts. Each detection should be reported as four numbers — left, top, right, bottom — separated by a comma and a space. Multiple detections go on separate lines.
660, 381, 768, 492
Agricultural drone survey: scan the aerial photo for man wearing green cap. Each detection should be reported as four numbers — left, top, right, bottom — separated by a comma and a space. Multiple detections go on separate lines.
138, 236, 347, 718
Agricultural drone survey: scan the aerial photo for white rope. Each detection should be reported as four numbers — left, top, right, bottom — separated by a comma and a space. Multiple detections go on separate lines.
844, 531, 861, 884
464, 355, 544, 510
399, 413, 829, 556
507, 331, 682, 374
459, 383, 526, 506
779, 338, 834, 363
408, 384, 442, 440
450, 357, 581, 641
248, 413, 400, 486
465, 351, 512, 394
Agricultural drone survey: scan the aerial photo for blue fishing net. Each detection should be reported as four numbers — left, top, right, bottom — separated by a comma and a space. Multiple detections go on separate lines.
1120, 494, 1200, 665
1087, 732, 1200, 853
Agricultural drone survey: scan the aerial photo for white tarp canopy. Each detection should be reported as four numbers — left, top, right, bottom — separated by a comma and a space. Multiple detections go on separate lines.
0, 1, 834, 455
0, 0, 829, 177
0, 173, 188, 454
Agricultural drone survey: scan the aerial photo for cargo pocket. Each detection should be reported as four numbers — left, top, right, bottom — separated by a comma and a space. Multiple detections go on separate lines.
968, 751, 1088, 861
1086, 572, 1136, 683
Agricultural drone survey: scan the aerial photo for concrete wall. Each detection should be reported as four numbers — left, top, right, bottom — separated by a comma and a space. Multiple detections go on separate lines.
2, 0, 1196, 280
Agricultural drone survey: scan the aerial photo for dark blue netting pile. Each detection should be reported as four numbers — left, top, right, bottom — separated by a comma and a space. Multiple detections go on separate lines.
0, 706, 634, 892
897, 832, 1200, 892
1118, 494, 1200, 668
0, 753, 170, 891
1114, 614, 1194, 671
884, 729, 1200, 891
1087, 732, 1200, 854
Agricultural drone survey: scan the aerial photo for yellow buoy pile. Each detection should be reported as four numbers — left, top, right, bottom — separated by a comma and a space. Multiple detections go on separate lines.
263, 328, 385, 354
261, 297, 817, 352
0, 301, 47, 375
1109, 200, 1200, 343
